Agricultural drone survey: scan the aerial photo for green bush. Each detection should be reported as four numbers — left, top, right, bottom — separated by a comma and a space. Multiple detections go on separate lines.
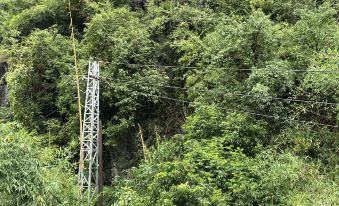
0, 122, 79, 206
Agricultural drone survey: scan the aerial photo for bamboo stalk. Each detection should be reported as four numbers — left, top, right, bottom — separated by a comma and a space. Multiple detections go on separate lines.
68, 0, 83, 172
138, 124, 148, 161
155, 125, 160, 152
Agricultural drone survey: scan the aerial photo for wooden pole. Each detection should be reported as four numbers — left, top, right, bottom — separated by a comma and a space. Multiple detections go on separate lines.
98, 121, 104, 206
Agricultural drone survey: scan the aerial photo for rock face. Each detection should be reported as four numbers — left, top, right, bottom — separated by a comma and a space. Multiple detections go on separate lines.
0, 62, 8, 107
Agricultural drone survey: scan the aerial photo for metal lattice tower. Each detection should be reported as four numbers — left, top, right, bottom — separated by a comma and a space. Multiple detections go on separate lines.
79, 60, 100, 204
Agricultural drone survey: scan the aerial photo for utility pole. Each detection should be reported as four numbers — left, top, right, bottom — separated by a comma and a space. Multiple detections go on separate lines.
79, 60, 100, 205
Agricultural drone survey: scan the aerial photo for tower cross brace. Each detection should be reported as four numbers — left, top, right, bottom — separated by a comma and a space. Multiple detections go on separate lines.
79, 60, 100, 204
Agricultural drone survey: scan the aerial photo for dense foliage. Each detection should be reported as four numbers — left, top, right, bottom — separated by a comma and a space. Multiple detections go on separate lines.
0, 0, 338, 205
0, 122, 79, 205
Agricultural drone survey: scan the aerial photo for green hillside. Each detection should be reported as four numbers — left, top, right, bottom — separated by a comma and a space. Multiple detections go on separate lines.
0, 0, 338, 205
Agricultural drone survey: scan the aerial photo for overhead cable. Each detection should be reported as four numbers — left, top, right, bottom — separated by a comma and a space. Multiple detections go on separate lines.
144, 94, 338, 128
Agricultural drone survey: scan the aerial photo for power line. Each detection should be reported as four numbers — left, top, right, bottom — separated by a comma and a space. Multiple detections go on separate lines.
7, 75, 82, 121
143, 94, 338, 128
100, 77, 337, 128
101, 76, 339, 106
18, 68, 337, 128
7, 76, 80, 121
32, 75, 78, 106
99, 61, 339, 73
152, 84, 339, 106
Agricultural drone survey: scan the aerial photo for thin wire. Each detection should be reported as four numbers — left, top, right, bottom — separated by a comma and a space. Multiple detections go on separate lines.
101, 76, 339, 106
153, 84, 339, 106
2, 76, 76, 120
68, 0, 84, 174
143, 94, 338, 128
101, 77, 311, 105
16, 75, 83, 123
31, 75, 77, 106
99, 61, 339, 73
26, 74, 336, 127
100, 77, 337, 128
44, 109, 59, 118
15, 76, 79, 121
42, 68, 336, 128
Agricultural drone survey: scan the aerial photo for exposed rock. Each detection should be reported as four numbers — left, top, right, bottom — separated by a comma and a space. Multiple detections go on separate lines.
0, 62, 8, 107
